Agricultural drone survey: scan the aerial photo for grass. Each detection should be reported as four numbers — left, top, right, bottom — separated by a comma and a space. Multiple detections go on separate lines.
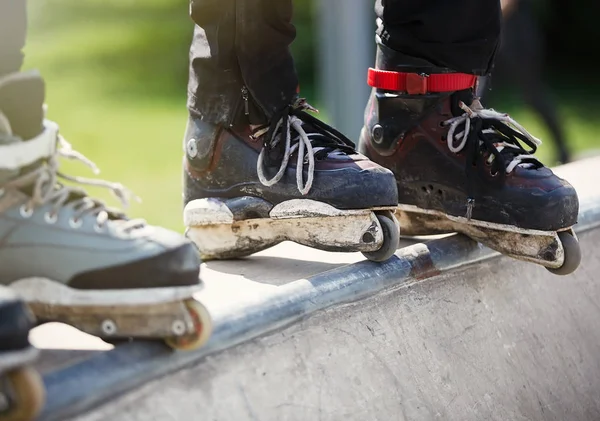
22, 0, 600, 232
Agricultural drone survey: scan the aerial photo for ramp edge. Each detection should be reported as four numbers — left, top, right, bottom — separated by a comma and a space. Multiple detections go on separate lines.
39, 157, 600, 421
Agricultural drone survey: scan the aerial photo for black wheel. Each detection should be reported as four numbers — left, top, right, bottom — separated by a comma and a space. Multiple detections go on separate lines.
362, 211, 400, 262
546, 231, 581, 276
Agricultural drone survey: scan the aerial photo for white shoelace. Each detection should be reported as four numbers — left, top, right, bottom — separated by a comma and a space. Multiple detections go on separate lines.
1, 116, 144, 233
256, 115, 316, 195
443, 100, 543, 173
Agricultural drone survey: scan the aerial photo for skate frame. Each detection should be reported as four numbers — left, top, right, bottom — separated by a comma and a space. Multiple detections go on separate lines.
395, 204, 571, 269
185, 198, 396, 259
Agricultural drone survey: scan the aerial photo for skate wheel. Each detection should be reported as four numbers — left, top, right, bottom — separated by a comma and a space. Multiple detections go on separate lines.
546, 231, 581, 276
0, 367, 45, 421
164, 299, 213, 351
361, 211, 400, 263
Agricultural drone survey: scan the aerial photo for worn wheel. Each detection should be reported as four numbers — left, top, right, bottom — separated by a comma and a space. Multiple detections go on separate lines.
164, 299, 212, 351
362, 211, 400, 263
546, 231, 581, 276
0, 367, 45, 421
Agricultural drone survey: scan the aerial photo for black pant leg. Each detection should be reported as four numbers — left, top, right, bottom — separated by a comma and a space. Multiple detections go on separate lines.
188, 0, 298, 125
375, 0, 502, 75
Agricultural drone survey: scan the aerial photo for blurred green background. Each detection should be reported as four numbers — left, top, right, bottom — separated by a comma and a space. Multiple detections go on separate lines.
23, 0, 599, 232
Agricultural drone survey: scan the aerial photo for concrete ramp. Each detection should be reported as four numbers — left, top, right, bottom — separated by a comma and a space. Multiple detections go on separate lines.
34, 157, 600, 421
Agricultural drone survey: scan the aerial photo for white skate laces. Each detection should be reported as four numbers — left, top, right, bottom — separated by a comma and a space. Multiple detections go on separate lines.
0, 116, 145, 233
441, 99, 544, 219
256, 113, 316, 195
255, 98, 356, 195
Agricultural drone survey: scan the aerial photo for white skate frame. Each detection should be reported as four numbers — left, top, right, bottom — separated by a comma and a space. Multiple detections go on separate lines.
395, 203, 571, 269
185, 198, 396, 259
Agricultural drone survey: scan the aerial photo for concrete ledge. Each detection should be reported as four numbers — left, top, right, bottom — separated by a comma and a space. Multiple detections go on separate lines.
38, 157, 600, 421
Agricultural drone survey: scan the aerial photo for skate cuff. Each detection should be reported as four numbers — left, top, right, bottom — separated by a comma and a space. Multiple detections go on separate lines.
367, 68, 477, 94
0, 121, 58, 170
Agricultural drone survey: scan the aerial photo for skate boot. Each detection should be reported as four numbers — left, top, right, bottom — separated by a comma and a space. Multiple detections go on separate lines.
359, 45, 581, 275
183, 94, 400, 262
0, 286, 45, 421
0, 71, 211, 350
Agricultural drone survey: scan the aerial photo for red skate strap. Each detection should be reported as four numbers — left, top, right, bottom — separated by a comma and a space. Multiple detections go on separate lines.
367, 68, 477, 94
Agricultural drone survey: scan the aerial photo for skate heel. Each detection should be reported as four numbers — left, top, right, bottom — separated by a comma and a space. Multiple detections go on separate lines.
184, 197, 400, 262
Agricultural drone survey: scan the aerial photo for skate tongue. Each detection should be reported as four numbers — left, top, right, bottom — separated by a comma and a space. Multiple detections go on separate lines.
0, 71, 45, 142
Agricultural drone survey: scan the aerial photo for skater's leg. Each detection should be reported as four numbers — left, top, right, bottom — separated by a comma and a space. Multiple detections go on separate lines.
502, 2, 571, 164
184, 0, 400, 262
360, 0, 580, 274
375, 0, 501, 75
527, 89, 570, 163
188, 0, 298, 125
0, 2, 211, 349
483, 0, 571, 164
0, 0, 45, 141
0, 0, 27, 76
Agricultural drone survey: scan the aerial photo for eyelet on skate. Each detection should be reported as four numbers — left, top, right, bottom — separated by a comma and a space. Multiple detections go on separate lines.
69, 217, 83, 229
44, 212, 58, 224
19, 205, 33, 218
94, 223, 105, 233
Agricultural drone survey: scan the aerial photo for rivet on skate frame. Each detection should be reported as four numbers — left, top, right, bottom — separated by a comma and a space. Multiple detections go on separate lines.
362, 232, 375, 244
171, 320, 187, 336
101, 319, 117, 336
